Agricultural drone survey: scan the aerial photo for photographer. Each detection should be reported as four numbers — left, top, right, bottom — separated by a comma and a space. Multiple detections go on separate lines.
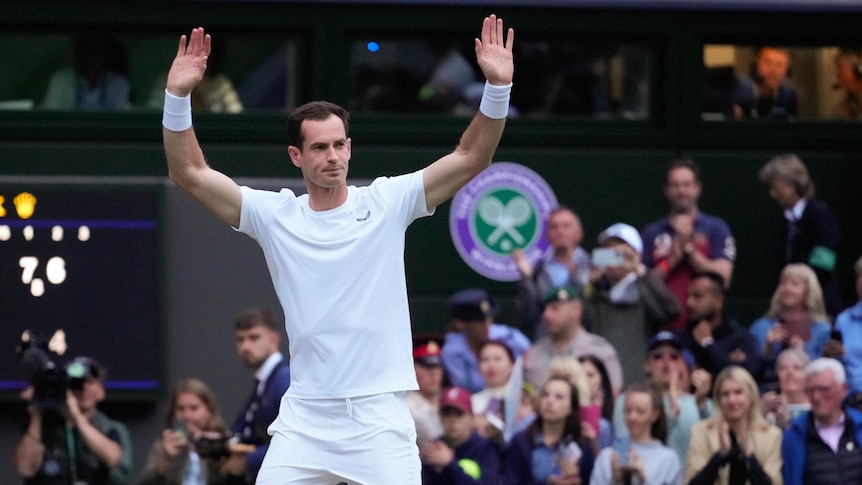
14, 356, 133, 485
137, 378, 232, 485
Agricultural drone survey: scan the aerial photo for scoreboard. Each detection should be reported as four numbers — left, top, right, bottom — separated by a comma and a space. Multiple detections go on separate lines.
0, 178, 162, 399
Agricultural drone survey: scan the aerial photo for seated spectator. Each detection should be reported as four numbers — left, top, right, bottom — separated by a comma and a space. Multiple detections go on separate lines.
546, 355, 612, 449
578, 354, 616, 427
685, 366, 782, 485
760, 348, 811, 430
834, 256, 862, 409
472, 340, 516, 440
407, 333, 446, 446
731, 46, 797, 120
678, 271, 760, 378
523, 284, 623, 395
750, 263, 831, 387
418, 40, 478, 112
42, 34, 131, 111
148, 36, 242, 113
592, 382, 683, 485
14, 356, 133, 484
759, 153, 843, 317
137, 378, 230, 485
583, 222, 681, 384
513, 206, 591, 337
503, 376, 596, 485
614, 331, 713, 464
782, 358, 862, 485
421, 387, 501, 485
833, 48, 862, 119
442, 288, 531, 393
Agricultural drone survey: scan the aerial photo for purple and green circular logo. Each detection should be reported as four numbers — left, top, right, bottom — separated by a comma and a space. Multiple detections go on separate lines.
449, 162, 558, 282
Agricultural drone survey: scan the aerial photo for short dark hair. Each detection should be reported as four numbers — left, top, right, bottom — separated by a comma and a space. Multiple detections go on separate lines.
287, 101, 350, 150
691, 271, 726, 297
665, 157, 701, 185
234, 306, 279, 332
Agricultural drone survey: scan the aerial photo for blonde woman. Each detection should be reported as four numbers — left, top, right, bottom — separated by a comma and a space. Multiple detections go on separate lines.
750, 263, 831, 386
685, 366, 782, 485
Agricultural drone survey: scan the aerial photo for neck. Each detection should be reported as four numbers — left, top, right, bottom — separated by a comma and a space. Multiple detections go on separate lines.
542, 419, 566, 445
553, 245, 575, 261
630, 429, 652, 443
815, 410, 844, 427
306, 184, 348, 211
551, 324, 577, 347
671, 206, 698, 217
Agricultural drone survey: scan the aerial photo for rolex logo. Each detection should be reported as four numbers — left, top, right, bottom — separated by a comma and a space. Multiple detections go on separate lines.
14, 192, 37, 219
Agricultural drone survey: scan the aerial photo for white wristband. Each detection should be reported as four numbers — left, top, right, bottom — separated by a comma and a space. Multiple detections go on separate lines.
478, 81, 512, 119
162, 89, 192, 132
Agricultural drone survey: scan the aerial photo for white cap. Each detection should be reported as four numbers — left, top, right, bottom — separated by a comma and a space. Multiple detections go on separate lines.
598, 223, 643, 254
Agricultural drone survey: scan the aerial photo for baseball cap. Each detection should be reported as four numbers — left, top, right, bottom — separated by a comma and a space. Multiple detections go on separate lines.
448, 288, 499, 321
439, 386, 473, 413
646, 331, 697, 368
542, 284, 581, 304
646, 331, 683, 353
598, 222, 643, 254
413, 335, 443, 367
66, 356, 105, 383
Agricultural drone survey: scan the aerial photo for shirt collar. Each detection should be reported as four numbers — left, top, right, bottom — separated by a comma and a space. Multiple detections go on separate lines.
814, 410, 845, 431
255, 352, 284, 393
783, 198, 807, 222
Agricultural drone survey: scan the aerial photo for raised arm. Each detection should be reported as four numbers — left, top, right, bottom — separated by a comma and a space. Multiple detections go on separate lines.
423, 14, 514, 209
163, 27, 242, 227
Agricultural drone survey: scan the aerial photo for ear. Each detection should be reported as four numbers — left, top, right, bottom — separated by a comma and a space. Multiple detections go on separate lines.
288, 145, 302, 168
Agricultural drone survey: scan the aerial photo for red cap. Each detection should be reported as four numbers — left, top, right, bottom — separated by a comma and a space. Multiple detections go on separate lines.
440, 387, 472, 413
413, 339, 442, 366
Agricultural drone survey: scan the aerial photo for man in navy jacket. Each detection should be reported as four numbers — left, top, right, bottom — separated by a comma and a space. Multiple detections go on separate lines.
225, 307, 291, 484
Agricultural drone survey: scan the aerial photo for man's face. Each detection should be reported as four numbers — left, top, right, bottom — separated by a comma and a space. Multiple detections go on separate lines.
235, 325, 280, 370
768, 179, 800, 208
541, 300, 580, 338
686, 277, 723, 322
835, 56, 860, 91
461, 318, 491, 344
806, 370, 848, 423
414, 363, 443, 397
71, 377, 105, 414
440, 407, 473, 443
756, 48, 790, 91
546, 210, 582, 250
644, 343, 682, 384
288, 114, 351, 191
664, 167, 701, 213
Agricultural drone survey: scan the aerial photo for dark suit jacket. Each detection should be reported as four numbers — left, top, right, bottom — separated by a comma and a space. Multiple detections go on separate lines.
785, 197, 842, 316
231, 357, 291, 479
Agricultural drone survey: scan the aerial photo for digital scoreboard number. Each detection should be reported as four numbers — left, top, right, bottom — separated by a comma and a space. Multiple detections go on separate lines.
0, 180, 162, 398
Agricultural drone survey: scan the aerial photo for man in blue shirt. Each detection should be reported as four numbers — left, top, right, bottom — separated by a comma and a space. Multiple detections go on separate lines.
441, 288, 530, 393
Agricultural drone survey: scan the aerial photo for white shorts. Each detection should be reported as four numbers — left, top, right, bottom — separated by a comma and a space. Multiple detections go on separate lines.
256, 391, 420, 485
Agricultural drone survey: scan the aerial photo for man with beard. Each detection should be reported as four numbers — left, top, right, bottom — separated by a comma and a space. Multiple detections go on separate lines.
225, 307, 291, 483
641, 158, 736, 331
678, 272, 759, 378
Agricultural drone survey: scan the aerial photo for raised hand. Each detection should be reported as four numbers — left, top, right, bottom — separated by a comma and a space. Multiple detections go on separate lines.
474, 14, 514, 86
166, 27, 212, 97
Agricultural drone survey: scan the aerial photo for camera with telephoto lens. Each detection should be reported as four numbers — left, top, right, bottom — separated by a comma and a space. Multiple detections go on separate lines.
173, 418, 232, 459
16, 329, 95, 414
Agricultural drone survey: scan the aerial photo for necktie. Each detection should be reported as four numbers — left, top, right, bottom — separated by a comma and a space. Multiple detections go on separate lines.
786, 217, 798, 262
242, 379, 261, 440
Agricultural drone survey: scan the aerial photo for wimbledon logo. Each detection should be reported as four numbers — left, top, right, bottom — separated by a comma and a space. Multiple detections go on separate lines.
449, 162, 558, 282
